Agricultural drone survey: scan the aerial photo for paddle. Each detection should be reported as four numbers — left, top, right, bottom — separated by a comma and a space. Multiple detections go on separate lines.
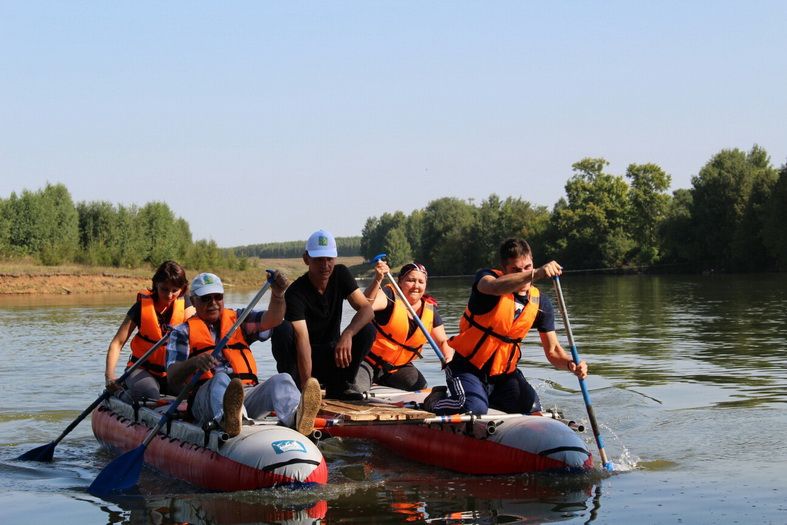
88, 273, 275, 497
17, 333, 172, 462
371, 254, 448, 368
363, 387, 432, 399
552, 275, 614, 471
315, 411, 529, 428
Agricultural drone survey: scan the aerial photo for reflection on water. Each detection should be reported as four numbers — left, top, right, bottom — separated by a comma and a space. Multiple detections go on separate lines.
103, 493, 329, 525
2, 274, 787, 524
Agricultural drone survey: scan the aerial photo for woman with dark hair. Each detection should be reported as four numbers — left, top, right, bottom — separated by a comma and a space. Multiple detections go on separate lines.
104, 260, 195, 401
353, 260, 455, 394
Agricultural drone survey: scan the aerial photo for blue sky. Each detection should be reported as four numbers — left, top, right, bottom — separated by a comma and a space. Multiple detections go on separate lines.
2, 2, 785, 247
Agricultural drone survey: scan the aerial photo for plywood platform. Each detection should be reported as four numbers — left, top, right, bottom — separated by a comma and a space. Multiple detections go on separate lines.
319, 399, 433, 422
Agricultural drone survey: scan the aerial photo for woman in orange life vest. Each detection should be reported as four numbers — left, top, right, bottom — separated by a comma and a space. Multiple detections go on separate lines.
427, 238, 588, 416
352, 260, 455, 394
104, 260, 195, 402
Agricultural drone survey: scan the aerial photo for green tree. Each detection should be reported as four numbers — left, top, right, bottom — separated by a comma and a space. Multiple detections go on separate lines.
381, 225, 413, 268
763, 164, 787, 269
6, 190, 40, 255
38, 183, 79, 265
4, 184, 79, 264
625, 163, 671, 265
659, 189, 696, 267
112, 204, 146, 268
187, 239, 221, 270
359, 211, 410, 263
136, 201, 188, 265
77, 201, 120, 266
405, 210, 425, 261
418, 197, 477, 274
173, 218, 193, 263
690, 145, 777, 271
0, 197, 11, 256
550, 158, 633, 268
465, 194, 550, 271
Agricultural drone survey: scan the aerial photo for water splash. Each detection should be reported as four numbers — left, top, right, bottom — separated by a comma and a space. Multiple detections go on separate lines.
611, 447, 640, 472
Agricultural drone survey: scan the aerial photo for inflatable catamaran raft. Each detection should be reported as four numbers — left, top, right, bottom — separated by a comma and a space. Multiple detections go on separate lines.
314, 386, 593, 474
91, 396, 328, 491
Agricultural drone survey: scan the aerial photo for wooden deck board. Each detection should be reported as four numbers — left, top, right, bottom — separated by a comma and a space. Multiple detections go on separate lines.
320, 399, 432, 422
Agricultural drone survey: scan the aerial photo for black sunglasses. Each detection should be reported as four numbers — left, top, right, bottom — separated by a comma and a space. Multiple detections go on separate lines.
197, 293, 224, 304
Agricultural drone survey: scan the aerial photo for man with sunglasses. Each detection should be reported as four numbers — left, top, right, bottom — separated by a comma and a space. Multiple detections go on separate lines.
271, 229, 375, 400
166, 272, 321, 437
426, 238, 588, 416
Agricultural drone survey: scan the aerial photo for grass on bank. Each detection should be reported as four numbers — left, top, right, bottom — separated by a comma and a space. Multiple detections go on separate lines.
0, 256, 369, 293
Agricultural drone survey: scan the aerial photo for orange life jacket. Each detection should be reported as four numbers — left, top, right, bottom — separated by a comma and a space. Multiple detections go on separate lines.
128, 289, 186, 377
450, 270, 540, 376
187, 309, 258, 385
366, 284, 435, 373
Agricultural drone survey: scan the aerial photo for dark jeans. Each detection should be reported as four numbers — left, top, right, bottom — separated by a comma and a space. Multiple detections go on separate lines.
271, 320, 375, 397
434, 355, 542, 415
354, 360, 427, 394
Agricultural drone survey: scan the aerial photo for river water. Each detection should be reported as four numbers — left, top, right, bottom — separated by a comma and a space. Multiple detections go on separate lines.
1, 273, 786, 524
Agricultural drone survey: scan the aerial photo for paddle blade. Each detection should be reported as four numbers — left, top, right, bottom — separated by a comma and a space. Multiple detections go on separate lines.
88, 445, 146, 498
16, 442, 56, 462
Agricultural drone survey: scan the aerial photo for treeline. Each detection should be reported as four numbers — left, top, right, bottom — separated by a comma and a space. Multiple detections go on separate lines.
235, 237, 361, 258
0, 184, 246, 271
4, 145, 785, 275
360, 145, 787, 274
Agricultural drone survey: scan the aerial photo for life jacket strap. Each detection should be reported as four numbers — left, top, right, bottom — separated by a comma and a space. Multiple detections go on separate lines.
462, 312, 523, 345
372, 320, 424, 356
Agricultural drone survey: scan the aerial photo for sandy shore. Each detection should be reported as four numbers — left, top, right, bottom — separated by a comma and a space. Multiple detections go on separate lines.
0, 257, 366, 295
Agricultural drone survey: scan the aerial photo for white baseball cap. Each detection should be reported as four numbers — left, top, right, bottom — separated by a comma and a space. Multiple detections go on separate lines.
191, 272, 224, 296
305, 229, 337, 258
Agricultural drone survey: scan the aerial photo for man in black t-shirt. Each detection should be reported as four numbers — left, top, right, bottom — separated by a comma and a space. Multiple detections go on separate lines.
272, 229, 375, 400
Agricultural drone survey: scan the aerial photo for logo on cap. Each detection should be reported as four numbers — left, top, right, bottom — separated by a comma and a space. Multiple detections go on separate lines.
202, 274, 215, 284
318, 235, 328, 247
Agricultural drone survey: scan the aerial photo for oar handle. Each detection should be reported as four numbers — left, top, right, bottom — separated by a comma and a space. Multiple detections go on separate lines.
140, 274, 275, 447
372, 254, 447, 368
553, 275, 613, 471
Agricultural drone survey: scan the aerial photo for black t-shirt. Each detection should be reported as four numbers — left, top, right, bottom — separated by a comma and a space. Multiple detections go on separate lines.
284, 264, 359, 344
466, 269, 555, 332
126, 294, 192, 329
375, 286, 444, 340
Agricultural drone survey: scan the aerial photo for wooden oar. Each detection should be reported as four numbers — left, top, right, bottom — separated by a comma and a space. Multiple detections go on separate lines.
371, 254, 447, 368
315, 412, 528, 428
552, 275, 614, 471
16, 333, 172, 462
88, 275, 274, 497
363, 387, 432, 399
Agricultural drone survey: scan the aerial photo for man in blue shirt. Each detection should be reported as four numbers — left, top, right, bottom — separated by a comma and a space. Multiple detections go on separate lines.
167, 271, 321, 436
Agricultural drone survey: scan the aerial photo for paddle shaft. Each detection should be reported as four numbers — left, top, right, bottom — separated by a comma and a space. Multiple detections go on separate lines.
55, 333, 172, 446
363, 388, 432, 399
316, 411, 528, 428
139, 279, 273, 447
552, 275, 612, 469
16, 332, 172, 462
372, 254, 447, 367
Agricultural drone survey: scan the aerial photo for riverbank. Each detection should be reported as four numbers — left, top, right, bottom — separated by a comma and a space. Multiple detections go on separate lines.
0, 257, 366, 294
